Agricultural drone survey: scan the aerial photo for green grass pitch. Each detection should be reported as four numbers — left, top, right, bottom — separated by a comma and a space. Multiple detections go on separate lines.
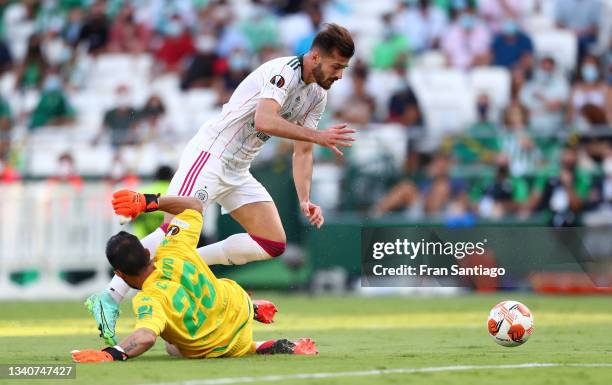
1, 293, 611, 385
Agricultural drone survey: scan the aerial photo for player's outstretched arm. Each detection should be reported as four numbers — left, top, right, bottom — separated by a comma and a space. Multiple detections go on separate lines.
117, 327, 157, 358
71, 328, 157, 362
112, 189, 203, 221
255, 99, 355, 156
293, 140, 324, 228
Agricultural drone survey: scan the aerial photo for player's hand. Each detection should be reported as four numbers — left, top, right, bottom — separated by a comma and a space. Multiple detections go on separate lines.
315, 123, 355, 156
71, 349, 114, 363
300, 201, 324, 229
112, 189, 160, 220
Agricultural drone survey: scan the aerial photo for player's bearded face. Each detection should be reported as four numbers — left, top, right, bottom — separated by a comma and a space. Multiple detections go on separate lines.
313, 62, 338, 90
313, 63, 333, 89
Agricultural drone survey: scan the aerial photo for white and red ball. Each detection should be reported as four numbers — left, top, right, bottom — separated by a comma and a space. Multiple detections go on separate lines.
487, 300, 534, 347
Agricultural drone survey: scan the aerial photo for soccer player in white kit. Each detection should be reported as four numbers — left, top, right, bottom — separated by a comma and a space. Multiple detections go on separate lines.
86, 23, 356, 345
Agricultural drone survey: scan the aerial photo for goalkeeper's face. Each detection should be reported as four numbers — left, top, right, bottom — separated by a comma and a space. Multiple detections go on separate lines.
313, 50, 350, 90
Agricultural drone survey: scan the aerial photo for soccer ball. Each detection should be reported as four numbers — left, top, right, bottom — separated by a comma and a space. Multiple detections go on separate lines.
487, 300, 534, 347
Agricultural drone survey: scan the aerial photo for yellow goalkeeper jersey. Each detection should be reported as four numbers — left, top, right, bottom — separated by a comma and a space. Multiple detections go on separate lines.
132, 209, 253, 358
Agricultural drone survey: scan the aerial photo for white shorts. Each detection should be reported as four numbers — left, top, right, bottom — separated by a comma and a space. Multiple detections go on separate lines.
167, 140, 273, 215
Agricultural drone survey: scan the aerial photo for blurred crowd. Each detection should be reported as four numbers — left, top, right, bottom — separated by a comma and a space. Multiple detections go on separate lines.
0, 0, 611, 225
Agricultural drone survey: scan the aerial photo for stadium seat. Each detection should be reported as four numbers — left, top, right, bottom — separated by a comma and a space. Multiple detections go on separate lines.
72, 144, 115, 176
94, 54, 133, 74
531, 29, 578, 73
349, 129, 383, 167
311, 163, 342, 210
26, 142, 68, 177
352, 0, 396, 17
151, 74, 181, 98
0, 72, 15, 96
523, 14, 555, 35
366, 70, 404, 119
412, 51, 447, 70
367, 124, 408, 172
88, 54, 151, 96
409, 68, 475, 150
349, 124, 407, 173
418, 90, 476, 152
184, 89, 217, 111
69, 90, 108, 133
120, 143, 163, 175
409, 68, 469, 94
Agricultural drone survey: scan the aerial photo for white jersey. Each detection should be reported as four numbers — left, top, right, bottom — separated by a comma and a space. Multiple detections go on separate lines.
193, 56, 327, 173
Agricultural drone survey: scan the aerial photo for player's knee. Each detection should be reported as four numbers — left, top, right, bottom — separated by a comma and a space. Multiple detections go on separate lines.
249, 234, 286, 258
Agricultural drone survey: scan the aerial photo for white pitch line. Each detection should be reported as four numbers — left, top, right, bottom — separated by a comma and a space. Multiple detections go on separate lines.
139, 362, 612, 385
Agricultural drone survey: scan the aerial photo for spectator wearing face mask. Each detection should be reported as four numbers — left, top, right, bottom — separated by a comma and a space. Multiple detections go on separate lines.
29, 71, 76, 129
94, 85, 140, 147
154, 17, 196, 73
392, 0, 448, 53
372, 13, 410, 70
567, 54, 611, 126
491, 18, 534, 72
519, 56, 570, 135
441, 6, 492, 69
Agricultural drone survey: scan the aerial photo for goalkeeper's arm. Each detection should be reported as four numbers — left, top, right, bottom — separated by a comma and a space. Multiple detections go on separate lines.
71, 328, 157, 362
112, 189, 203, 220
117, 328, 157, 358
157, 195, 203, 215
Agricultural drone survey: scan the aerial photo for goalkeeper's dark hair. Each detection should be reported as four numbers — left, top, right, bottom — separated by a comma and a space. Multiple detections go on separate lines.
106, 231, 149, 276
311, 23, 354, 59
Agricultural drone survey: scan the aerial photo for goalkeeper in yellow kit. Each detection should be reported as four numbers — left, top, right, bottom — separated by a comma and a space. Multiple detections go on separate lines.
71, 190, 317, 362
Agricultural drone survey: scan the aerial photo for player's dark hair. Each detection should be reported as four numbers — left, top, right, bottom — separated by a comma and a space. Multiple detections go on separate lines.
311, 23, 354, 59
106, 231, 149, 276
